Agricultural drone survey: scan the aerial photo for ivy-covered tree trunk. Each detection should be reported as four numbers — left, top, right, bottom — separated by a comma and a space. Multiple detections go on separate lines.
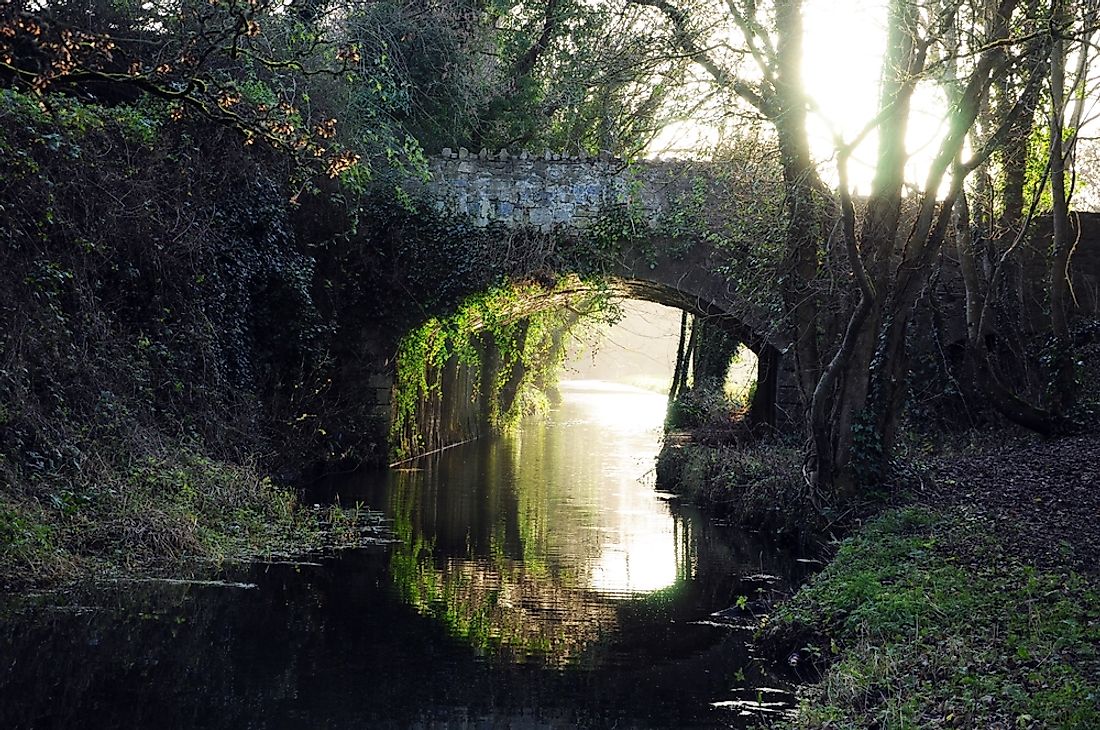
810, 0, 920, 494
749, 346, 781, 429
496, 319, 532, 421
691, 319, 739, 385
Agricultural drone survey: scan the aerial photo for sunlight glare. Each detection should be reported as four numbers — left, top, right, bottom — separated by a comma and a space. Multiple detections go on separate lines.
561, 380, 669, 433
590, 518, 680, 594
802, 0, 951, 192
557, 381, 682, 595
650, 0, 955, 192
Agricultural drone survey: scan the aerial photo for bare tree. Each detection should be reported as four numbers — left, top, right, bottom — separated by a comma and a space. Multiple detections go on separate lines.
631, 0, 1068, 497
952, 0, 1099, 432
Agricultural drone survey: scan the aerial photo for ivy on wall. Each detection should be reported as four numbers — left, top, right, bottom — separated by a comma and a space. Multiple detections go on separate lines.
389, 279, 615, 462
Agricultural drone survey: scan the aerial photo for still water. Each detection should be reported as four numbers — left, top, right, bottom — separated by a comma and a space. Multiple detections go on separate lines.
0, 381, 811, 729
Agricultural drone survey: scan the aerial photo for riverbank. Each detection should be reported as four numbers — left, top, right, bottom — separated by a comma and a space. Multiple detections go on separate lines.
0, 446, 387, 592
760, 434, 1100, 727
656, 435, 829, 539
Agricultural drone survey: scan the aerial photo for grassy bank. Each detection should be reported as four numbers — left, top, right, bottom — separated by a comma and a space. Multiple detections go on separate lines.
656, 437, 827, 537
762, 506, 1100, 728
0, 446, 381, 591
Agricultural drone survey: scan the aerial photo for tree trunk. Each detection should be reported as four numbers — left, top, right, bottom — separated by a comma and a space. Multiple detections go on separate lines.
819, 0, 919, 492
749, 345, 780, 428
1049, 0, 1076, 413
774, 0, 823, 409
871, 0, 1029, 476
669, 309, 689, 404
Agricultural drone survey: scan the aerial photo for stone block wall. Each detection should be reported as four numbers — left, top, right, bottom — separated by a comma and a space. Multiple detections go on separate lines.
420, 148, 705, 232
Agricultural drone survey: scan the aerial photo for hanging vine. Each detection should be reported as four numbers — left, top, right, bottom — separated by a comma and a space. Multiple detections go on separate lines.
389, 278, 617, 462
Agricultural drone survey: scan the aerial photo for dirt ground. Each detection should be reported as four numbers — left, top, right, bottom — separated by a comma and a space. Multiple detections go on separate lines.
925, 433, 1100, 576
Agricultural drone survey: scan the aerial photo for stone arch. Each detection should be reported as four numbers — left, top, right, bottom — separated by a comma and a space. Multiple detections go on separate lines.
387, 152, 809, 457
414, 150, 794, 358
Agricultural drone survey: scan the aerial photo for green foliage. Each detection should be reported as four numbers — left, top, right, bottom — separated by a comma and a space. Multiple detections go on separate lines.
2, 1, 415, 181
587, 201, 652, 264
389, 279, 614, 461
335, 0, 485, 154
666, 378, 737, 432
767, 508, 1100, 728
657, 175, 712, 240
848, 408, 886, 488
633, 141, 788, 319
0, 499, 59, 581
431, 0, 696, 156
1020, 117, 1081, 215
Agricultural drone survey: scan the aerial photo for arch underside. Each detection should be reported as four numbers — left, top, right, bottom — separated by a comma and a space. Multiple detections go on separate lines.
521, 275, 784, 355
520, 275, 790, 428
609, 278, 776, 352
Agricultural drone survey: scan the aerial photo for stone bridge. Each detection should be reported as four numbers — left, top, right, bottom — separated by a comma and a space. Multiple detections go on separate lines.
417, 148, 799, 424
408, 148, 1100, 431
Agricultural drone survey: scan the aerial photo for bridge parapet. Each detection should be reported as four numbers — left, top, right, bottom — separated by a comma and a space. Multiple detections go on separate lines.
422, 149, 706, 231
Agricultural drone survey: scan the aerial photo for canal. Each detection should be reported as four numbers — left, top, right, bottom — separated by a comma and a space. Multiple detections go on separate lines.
1, 381, 811, 728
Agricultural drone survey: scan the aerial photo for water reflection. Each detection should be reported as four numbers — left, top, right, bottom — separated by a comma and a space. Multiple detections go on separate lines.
340, 380, 809, 671
544, 382, 682, 595
380, 381, 683, 664
0, 381, 813, 729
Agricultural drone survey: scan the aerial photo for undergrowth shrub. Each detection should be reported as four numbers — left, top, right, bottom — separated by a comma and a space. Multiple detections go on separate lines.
0, 90, 369, 587
656, 436, 816, 535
